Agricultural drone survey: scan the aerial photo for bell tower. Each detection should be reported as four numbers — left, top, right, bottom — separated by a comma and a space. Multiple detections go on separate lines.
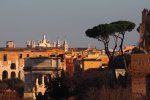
63, 39, 68, 52
138, 8, 150, 52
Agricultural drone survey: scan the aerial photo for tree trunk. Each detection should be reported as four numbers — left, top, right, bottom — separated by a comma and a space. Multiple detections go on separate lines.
120, 32, 128, 72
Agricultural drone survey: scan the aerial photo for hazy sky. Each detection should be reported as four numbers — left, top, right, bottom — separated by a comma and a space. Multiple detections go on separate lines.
0, 0, 150, 48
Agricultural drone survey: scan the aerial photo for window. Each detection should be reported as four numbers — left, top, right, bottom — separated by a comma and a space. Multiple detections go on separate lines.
19, 54, 22, 58
27, 54, 30, 57
3, 54, 7, 61
11, 63, 16, 69
38, 76, 42, 85
11, 72, 16, 78
2, 71, 8, 80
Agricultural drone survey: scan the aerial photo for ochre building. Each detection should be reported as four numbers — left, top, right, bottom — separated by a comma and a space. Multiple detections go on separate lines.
0, 46, 64, 80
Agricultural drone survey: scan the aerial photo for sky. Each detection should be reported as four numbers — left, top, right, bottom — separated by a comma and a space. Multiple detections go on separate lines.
0, 0, 150, 49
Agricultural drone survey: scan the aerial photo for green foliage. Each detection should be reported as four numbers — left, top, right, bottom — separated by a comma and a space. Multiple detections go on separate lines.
131, 47, 147, 54
46, 70, 70, 99
0, 80, 8, 89
85, 24, 110, 39
85, 20, 135, 69
110, 21, 135, 33
4, 78, 24, 90
85, 20, 135, 39
75, 69, 127, 99
0, 78, 24, 95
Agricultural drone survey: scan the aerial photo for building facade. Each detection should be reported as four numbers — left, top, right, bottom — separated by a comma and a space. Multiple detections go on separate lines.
82, 54, 102, 70
37, 35, 51, 47
26, 35, 69, 52
64, 49, 109, 77
0, 45, 64, 80
24, 57, 62, 100
131, 54, 150, 97
65, 57, 74, 77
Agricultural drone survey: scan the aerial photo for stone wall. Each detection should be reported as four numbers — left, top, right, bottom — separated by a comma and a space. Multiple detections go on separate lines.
139, 9, 150, 51
24, 57, 62, 100
131, 54, 150, 97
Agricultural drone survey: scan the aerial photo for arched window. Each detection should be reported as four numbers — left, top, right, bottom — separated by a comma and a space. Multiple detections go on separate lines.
2, 71, 8, 80
38, 76, 42, 85
27, 54, 30, 57
19, 54, 22, 59
11, 72, 16, 78
3, 54, 7, 61
11, 63, 16, 69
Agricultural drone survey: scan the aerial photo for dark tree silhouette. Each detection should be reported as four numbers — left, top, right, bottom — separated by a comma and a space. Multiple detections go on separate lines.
45, 70, 69, 100
110, 21, 135, 71
85, 20, 135, 69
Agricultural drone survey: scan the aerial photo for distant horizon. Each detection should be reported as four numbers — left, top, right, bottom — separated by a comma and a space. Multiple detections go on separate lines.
0, 0, 150, 49
0, 33, 137, 49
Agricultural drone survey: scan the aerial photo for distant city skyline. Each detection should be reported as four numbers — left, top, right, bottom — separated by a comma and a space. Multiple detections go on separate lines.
0, 0, 150, 49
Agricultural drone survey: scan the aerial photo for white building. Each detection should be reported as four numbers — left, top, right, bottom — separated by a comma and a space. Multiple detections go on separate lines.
63, 39, 69, 52
37, 35, 51, 47
56, 40, 61, 47
53, 41, 57, 47
26, 34, 69, 50
6, 41, 15, 48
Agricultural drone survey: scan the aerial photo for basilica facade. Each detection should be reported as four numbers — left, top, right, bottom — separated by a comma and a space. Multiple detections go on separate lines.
26, 34, 69, 52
